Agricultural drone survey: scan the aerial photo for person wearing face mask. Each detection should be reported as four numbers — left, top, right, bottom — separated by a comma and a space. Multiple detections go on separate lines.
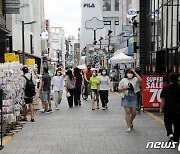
51, 68, 65, 110
98, 69, 110, 110
90, 70, 99, 110
84, 65, 93, 96
118, 68, 142, 132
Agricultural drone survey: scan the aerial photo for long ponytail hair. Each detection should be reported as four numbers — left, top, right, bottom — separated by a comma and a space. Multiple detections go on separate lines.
66, 69, 73, 81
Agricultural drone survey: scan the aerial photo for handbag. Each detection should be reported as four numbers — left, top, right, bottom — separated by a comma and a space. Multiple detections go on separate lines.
66, 91, 71, 97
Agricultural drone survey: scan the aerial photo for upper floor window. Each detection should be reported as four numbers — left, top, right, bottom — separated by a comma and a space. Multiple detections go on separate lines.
104, 21, 111, 25
115, 21, 119, 25
115, 0, 119, 11
103, 0, 111, 11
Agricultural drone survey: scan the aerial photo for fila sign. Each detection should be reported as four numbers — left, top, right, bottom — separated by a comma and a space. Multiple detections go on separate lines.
84, 3, 95, 8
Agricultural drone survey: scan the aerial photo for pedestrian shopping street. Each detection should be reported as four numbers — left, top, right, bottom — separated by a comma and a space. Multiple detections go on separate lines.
1, 92, 179, 154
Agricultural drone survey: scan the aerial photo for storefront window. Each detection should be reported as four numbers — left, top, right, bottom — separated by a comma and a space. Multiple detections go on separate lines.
103, 0, 111, 11
115, 0, 119, 11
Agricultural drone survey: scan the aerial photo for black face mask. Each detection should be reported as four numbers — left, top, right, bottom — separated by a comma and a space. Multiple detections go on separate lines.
88, 68, 91, 70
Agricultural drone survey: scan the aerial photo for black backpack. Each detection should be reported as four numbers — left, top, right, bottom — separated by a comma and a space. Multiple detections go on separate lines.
24, 75, 35, 97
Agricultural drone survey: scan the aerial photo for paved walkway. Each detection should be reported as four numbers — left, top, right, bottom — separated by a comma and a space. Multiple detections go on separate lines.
0, 92, 179, 154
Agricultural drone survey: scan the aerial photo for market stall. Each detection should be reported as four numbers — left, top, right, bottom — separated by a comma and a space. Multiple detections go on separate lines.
109, 52, 135, 91
109, 52, 135, 64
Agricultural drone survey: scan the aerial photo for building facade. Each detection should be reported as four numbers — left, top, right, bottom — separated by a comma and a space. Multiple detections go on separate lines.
80, 0, 105, 52
50, 27, 65, 67
149, 0, 180, 75
0, 0, 11, 63
80, 0, 120, 66
65, 36, 80, 68
6, 0, 46, 69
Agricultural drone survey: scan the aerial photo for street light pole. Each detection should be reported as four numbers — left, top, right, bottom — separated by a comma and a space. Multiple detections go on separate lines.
107, 30, 112, 74
22, 21, 37, 65
99, 37, 103, 50
22, 21, 25, 65
107, 30, 112, 59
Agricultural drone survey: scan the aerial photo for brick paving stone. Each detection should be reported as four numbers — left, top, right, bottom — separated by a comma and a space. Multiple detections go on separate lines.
0, 92, 179, 154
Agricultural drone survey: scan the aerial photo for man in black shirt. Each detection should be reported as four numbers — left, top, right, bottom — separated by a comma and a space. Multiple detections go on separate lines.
160, 73, 180, 142
40, 67, 52, 113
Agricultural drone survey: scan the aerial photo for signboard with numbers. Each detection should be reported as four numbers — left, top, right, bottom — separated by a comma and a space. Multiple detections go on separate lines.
142, 75, 167, 108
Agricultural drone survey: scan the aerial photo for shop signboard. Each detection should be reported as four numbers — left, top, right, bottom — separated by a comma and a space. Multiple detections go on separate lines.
142, 75, 167, 108
5, 0, 20, 14
26, 59, 35, 65
4, 53, 16, 62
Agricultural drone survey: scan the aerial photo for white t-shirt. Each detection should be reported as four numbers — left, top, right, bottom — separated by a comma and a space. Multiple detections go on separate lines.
119, 77, 140, 95
99, 75, 110, 90
51, 75, 64, 91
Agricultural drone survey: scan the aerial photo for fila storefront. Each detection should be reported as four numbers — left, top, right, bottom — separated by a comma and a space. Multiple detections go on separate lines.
80, 0, 105, 52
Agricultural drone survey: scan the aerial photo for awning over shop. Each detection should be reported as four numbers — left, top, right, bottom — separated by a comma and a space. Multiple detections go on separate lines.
109, 48, 135, 64
0, 27, 11, 35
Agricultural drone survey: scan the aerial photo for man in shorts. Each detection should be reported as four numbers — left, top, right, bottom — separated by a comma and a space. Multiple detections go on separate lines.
22, 66, 35, 122
39, 67, 52, 113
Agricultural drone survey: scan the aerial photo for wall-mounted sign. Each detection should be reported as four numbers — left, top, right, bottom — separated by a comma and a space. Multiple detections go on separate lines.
84, 3, 95, 8
41, 32, 48, 40
45, 20, 49, 31
5, 0, 20, 14
127, 9, 138, 19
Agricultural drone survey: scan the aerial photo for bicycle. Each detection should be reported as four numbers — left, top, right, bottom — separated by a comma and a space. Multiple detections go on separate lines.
81, 85, 90, 100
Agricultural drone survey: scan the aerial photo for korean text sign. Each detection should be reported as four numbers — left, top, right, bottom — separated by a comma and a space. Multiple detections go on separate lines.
142, 75, 167, 108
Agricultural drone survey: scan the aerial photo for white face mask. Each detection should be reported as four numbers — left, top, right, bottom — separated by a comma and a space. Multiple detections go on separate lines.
92, 73, 96, 76
127, 73, 133, 79
57, 72, 61, 76
102, 72, 106, 75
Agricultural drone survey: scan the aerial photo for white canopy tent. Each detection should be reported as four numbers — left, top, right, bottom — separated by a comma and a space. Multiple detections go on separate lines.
109, 52, 135, 64
77, 64, 87, 70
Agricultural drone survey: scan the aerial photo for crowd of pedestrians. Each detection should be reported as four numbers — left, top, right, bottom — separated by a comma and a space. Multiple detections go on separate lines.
20, 64, 180, 143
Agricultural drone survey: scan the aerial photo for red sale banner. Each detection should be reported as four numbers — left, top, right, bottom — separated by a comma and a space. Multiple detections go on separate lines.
142, 75, 167, 108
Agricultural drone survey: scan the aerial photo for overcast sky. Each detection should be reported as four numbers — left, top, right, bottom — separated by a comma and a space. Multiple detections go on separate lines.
44, 0, 81, 38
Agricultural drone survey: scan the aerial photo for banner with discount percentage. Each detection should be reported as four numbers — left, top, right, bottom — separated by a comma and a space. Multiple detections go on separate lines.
142, 75, 167, 108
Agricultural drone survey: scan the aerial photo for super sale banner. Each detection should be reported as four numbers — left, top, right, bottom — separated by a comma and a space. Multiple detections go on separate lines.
142, 75, 167, 108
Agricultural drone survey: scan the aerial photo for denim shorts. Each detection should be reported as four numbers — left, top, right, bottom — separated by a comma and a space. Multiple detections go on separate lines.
91, 89, 99, 95
42, 91, 50, 102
